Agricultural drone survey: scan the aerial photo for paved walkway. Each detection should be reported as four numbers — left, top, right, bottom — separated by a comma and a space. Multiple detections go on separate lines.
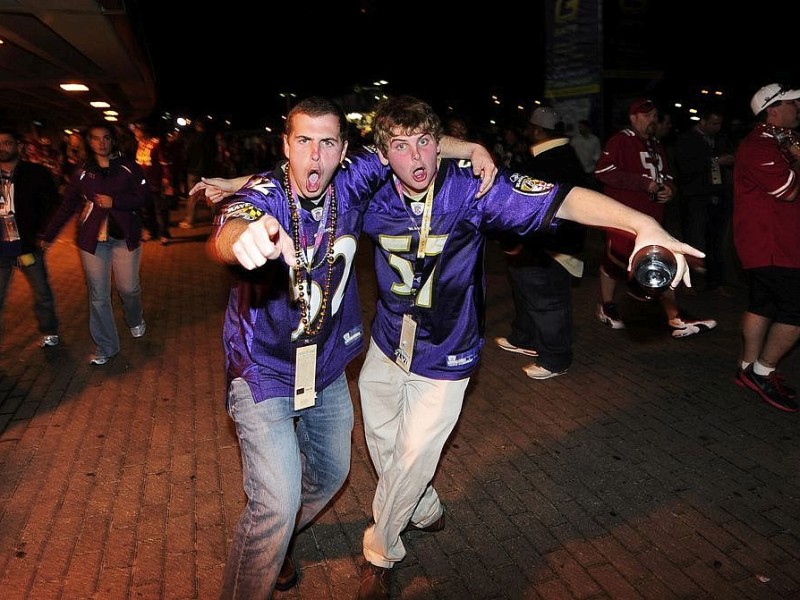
1, 217, 798, 600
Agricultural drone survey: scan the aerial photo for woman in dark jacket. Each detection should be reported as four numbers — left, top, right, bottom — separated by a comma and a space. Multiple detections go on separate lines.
42, 124, 148, 365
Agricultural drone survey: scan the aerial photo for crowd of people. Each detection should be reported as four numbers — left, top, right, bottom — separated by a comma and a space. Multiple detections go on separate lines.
1, 82, 798, 599
1, 119, 283, 362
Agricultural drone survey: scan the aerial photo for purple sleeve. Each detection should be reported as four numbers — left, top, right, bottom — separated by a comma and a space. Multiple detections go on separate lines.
479, 169, 571, 236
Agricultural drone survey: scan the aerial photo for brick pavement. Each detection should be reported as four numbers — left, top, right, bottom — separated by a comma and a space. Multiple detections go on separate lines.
1, 219, 798, 599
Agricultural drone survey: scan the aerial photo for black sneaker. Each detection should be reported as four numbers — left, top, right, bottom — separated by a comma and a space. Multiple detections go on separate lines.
736, 366, 798, 412
735, 368, 796, 399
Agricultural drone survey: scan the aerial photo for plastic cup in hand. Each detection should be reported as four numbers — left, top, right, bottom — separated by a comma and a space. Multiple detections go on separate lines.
630, 245, 678, 299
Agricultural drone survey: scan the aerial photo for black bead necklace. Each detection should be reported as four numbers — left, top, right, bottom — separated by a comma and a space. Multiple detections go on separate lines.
284, 166, 337, 337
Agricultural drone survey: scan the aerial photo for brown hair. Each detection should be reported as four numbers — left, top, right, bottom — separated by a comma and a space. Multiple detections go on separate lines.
285, 97, 347, 141
371, 96, 443, 154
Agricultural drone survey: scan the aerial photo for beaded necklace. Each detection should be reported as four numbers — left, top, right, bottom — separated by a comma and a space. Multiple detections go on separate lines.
284, 166, 337, 338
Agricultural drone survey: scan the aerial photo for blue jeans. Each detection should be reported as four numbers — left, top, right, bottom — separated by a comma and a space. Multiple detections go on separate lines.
0, 249, 58, 335
80, 239, 143, 357
220, 373, 353, 599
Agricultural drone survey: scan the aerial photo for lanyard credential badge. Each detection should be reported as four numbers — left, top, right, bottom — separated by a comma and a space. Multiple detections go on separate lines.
395, 314, 417, 373
294, 343, 317, 410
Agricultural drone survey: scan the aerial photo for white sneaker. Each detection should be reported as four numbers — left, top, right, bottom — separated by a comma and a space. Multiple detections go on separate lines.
523, 363, 567, 380
40, 334, 60, 348
669, 317, 717, 339
597, 303, 625, 329
495, 336, 538, 357
130, 321, 146, 338
89, 354, 109, 365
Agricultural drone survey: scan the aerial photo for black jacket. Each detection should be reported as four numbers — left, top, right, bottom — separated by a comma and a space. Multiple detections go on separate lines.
1, 160, 59, 256
675, 127, 733, 198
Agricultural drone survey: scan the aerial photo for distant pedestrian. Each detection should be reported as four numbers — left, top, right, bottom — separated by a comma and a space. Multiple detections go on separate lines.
495, 106, 586, 380
675, 106, 736, 293
180, 119, 216, 228
133, 123, 173, 244
0, 126, 60, 348
443, 115, 470, 140
42, 124, 148, 365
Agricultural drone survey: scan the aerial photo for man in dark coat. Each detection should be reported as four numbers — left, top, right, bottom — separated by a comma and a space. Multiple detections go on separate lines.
494, 107, 586, 379
0, 126, 60, 347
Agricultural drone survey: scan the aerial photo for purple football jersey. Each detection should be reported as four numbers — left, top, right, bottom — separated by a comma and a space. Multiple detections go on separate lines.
364, 159, 571, 379
219, 150, 388, 402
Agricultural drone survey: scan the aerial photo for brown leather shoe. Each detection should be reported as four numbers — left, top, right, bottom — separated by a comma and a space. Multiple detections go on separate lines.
402, 510, 445, 533
357, 562, 391, 600
275, 555, 298, 591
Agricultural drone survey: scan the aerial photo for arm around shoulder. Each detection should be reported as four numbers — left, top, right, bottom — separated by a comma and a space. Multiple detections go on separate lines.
192, 175, 254, 203
438, 135, 497, 196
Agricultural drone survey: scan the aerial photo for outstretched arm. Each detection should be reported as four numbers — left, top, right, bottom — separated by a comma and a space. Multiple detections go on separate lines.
213, 215, 296, 270
556, 186, 704, 288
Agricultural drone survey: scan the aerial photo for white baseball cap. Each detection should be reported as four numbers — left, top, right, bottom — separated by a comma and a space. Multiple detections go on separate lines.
750, 83, 800, 115
529, 107, 562, 130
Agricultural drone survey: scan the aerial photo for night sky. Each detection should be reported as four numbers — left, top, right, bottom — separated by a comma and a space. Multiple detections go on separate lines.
131, 1, 796, 131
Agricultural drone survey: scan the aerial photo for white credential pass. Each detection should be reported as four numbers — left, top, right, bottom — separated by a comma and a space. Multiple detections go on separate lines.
294, 344, 317, 410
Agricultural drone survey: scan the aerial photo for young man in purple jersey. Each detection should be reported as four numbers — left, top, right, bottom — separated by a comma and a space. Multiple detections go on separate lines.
355, 96, 706, 600
202, 97, 496, 600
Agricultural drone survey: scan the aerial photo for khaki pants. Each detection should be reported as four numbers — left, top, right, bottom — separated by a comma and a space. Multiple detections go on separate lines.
358, 339, 468, 568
